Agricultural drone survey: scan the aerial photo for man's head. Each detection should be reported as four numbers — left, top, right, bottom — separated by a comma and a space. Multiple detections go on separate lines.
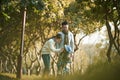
61, 21, 69, 34
55, 34, 62, 43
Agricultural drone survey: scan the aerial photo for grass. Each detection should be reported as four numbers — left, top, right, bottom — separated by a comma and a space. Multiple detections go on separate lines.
0, 60, 120, 80
0, 73, 17, 80
0, 73, 56, 80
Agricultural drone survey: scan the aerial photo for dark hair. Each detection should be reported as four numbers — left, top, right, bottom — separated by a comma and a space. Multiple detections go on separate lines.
55, 34, 62, 39
62, 21, 68, 25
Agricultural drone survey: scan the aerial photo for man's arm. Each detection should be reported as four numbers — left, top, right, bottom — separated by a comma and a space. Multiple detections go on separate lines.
70, 33, 74, 53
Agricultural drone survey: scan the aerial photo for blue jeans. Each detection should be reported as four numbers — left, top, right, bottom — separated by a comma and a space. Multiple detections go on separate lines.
42, 54, 50, 75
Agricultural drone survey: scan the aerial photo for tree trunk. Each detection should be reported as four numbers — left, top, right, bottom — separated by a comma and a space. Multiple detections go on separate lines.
105, 0, 120, 62
105, 2, 113, 62
16, 6, 27, 79
0, 60, 2, 72
106, 21, 114, 62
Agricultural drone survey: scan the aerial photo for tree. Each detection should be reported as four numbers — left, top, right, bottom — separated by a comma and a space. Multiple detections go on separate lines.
0, 0, 75, 78
64, 0, 120, 62
86, 0, 120, 62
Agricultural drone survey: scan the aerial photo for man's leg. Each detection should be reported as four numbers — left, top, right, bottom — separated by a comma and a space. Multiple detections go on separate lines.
62, 53, 72, 75
57, 53, 65, 75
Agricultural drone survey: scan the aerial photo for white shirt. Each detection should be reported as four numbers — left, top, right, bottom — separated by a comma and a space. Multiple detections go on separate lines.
57, 31, 74, 53
41, 38, 61, 54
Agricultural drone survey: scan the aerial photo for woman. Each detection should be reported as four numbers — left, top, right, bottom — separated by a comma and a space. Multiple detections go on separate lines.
41, 34, 64, 76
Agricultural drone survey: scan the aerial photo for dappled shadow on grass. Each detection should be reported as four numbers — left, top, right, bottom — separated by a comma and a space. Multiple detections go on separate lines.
0, 74, 17, 80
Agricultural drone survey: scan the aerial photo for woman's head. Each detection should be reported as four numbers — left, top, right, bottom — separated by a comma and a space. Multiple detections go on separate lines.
55, 34, 62, 43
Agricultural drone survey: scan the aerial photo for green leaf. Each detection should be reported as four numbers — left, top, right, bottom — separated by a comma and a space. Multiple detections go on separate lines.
2, 12, 10, 20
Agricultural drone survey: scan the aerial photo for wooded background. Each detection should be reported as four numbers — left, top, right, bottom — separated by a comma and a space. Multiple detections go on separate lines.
0, 0, 120, 78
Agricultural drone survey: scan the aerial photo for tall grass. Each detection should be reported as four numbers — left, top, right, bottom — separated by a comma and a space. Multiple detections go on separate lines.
64, 59, 120, 80
0, 60, 120, 80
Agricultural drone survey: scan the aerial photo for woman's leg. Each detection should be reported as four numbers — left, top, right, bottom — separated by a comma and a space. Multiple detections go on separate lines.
42, 54, 50, 75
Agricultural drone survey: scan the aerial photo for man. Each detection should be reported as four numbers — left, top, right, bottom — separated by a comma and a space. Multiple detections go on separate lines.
41, 34, 64, 76
56, 21, 74, 75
